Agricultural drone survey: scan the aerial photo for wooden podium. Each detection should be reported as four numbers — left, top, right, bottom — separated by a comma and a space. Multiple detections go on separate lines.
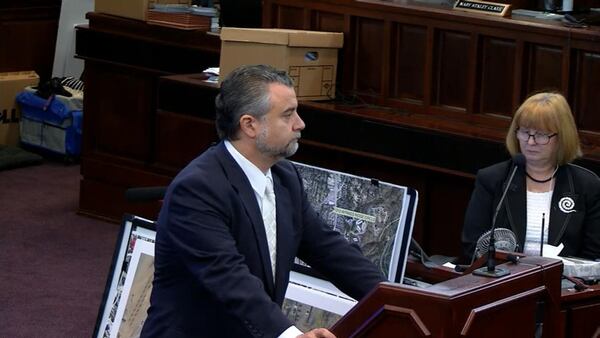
331, 256, 563, 338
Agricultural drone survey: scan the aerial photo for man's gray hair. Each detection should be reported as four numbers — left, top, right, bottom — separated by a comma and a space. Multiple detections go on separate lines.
215, 64, 294, 140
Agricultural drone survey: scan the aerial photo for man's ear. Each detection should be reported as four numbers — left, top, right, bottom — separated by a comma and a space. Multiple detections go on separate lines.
239, 114, 258, 138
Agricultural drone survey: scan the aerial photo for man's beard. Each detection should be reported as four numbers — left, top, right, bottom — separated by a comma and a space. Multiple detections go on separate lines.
256, 129, 300, 159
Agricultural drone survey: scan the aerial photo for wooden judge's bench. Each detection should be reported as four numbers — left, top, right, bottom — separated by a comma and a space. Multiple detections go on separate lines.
75, 1, 600, 335
337, 253, 600, 337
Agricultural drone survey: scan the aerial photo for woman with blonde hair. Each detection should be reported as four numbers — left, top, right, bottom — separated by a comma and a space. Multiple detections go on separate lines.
462, 92, 600, 261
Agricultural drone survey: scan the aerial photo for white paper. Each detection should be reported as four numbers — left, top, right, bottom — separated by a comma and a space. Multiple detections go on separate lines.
542, 243, 564, 258
203, 67, 220, 75
110, 239, 155, 338
443, 262, 456, 269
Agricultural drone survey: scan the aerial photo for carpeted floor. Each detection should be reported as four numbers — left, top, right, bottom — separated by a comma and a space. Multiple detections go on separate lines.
0, 160, 120, 337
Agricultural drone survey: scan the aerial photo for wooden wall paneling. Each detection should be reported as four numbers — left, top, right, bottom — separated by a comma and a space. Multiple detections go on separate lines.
567, 303, 600, 338
0, 20, 58, 81
0, 0, 61, 81
389, 23, 427, 104
78, 32, 218, 75
561, 42, 571, 98
575, 55, 600, 162
274, 5, 306, 29
263, 0, 600, 162
524, 43, 563, 95
574, 51, 600, 135
359, 119, 506, 175
303, 6, 312, 30
154, 74, 220, 172
301, 106, 362, 150
155, 75, 217, 119
79, 158, 171, 221
354, 17, 385, 97
512, 40, 525, 113
83, 62, 155, 162
265, 2, 279, 27
423, 26, 434, 110
76, 17, 221, 72
154, 111, 217, 172
433, 29, 470, 111
569, 46, 582, 120
381, 20, 392, 106
341, 14, 357, 95
425, 174, 474, 255
311, 10, 347, 99
312, 10, 345, 32
479, 36, 516, 118
79, 178, 133, 220
83, 157, 173, 191
466, 31, 479, 116
262, 1, 272, 27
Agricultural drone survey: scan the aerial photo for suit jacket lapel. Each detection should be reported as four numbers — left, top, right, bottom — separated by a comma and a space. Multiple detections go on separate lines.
505, 169, 527, 251
549, 166, 578, 245
216, 142, 276, 294
272, 173, 295, 304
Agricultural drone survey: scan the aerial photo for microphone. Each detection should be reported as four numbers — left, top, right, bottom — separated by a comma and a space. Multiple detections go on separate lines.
506, 254, 520, 264
124, 186, 167, 202
473, 154, 525, 278
539, 213, 546, 256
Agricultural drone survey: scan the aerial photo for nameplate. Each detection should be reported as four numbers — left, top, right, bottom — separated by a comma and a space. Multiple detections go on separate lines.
454, 0, 512, 17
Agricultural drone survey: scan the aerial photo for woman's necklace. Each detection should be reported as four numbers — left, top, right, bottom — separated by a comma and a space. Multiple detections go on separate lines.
526, 166, 558, 183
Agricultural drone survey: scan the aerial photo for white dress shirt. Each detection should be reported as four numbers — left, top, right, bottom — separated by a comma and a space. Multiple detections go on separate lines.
224, 140, 303, 338
524, 190, 553, 256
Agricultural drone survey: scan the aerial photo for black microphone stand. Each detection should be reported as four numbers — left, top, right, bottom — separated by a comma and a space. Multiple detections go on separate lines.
473, 156, 524, 278
473, 222, 510, 277
539, 213, 545, 257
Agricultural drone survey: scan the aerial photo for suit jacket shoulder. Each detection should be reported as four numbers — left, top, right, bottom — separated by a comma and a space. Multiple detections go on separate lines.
475, 159, 513, 191
566, 163, 600, 189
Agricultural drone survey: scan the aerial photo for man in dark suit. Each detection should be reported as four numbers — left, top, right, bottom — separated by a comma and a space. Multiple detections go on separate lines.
141, 65, 386, 338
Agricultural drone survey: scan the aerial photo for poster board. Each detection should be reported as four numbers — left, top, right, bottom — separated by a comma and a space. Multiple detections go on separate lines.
283, 162, 418, 330
93, 215, 156, 338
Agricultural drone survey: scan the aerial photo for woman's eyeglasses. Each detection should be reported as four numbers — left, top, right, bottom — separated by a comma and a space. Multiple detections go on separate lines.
516, 128, 557, 145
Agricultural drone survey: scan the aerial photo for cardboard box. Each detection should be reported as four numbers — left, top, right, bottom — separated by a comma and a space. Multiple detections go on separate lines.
95, 0, 189, 21
0, 71, 39, 145
219, 28, 344, 101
